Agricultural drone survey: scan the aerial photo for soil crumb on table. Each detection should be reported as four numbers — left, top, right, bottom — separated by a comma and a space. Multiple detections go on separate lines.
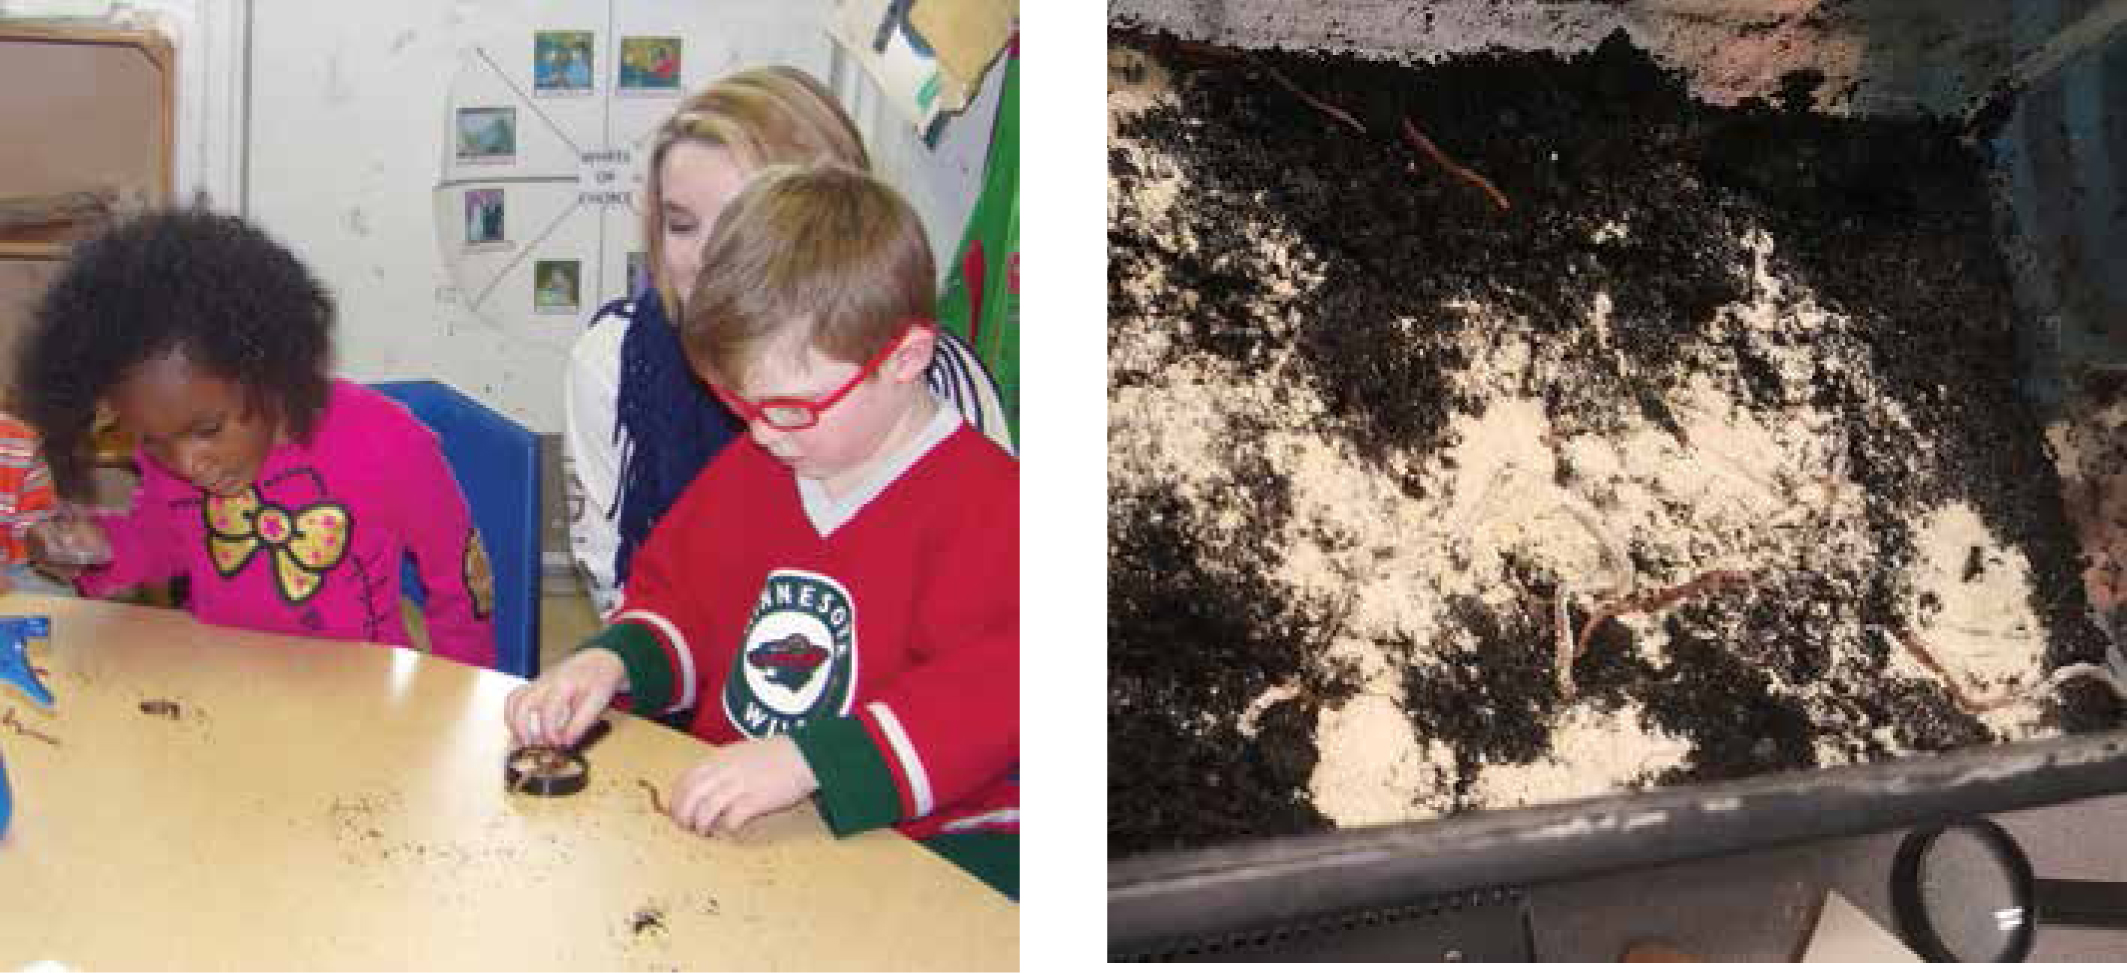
1107, 28, 2116, 859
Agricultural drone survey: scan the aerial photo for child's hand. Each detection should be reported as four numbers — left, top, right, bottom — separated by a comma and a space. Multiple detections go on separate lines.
667, 737, 820, 837
26, 515, 111, 581
504, 648, 624, 747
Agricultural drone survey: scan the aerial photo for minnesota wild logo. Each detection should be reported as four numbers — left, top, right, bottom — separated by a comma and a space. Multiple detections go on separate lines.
724, 569, 857, 738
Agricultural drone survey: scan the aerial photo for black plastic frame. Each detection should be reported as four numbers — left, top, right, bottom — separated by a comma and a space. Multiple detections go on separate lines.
1889, 817, 2036, 962
1110, 728, 2127, 955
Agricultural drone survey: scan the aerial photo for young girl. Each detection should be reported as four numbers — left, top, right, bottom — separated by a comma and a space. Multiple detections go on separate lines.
566, 65, 1011, 616
16, 209, 496, 668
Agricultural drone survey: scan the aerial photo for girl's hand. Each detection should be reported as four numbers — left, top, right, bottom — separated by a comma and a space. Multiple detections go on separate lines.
667, 737, 820, 837
26, 515, 111, 581
504, 648, 625, 747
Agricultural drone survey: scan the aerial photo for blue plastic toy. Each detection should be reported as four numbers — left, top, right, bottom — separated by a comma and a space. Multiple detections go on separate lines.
0, 615, 53, 707
0, 614, 54, 836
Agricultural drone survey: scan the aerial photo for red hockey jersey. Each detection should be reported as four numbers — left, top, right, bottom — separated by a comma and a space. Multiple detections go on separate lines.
594, 411, 1018, 840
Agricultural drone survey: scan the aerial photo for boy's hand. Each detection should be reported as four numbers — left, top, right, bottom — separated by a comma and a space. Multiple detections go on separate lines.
505, 648, 624, 747
668, 737, 820, 837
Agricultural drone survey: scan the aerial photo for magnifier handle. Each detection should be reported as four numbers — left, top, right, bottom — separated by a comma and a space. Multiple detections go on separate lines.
2034, 878, 2127, 930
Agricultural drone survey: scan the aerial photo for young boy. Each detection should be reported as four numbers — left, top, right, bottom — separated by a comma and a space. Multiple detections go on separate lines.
507, 164, 1019, 897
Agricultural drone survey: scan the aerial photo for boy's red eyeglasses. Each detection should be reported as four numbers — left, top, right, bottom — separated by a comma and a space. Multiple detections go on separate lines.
706, 323, 917, 431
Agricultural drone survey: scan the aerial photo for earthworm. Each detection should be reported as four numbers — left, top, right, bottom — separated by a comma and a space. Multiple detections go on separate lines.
1885, 627, 1980, 711
1, 707, 58, 746
2012, 663, 2127, 708
1160, 38, 1245, 63
1262, 65, 1367, 135
1575, 569, 1756, 660
1554, 582, 1577, 697
1310, 588, 1359, 659
1890, 631, 2127, 713
637, 778, 668, 816
1555, 490, 1636, 596
1401, 116, 1511, 211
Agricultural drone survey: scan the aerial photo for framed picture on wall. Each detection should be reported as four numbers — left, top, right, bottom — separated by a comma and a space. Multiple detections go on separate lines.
619, 37, 681, 93
534, 259, 581, 314
534, 30, 594, 94
464, 188, 506, 250
455, 107, 516, 163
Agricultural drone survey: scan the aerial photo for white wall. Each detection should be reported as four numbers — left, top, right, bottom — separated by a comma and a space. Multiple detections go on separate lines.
5, 0, 1001, 433
236, 0, 1003, 433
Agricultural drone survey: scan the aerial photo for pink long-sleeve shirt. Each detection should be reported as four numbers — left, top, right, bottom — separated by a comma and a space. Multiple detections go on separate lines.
79, 380, 497, 667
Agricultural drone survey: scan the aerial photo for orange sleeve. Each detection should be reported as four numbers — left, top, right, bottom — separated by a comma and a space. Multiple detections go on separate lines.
0, 417, 56, 564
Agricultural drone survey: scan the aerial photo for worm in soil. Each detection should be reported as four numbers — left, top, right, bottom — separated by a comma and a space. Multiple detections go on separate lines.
1554, 582, 1577, 697
1401, 116, 1511, 211
1262, 65, 1367, 135
1575, 569, 1757, 661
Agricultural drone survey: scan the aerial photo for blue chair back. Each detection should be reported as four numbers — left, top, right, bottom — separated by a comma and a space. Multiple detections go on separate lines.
371, 381, 541, 679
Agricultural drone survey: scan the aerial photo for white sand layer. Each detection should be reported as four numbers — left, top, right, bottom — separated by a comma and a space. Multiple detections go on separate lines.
1109, 44, 2073, 829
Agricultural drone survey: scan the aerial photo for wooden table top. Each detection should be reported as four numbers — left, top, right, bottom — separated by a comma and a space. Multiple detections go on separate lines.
0, 594, 1016, 970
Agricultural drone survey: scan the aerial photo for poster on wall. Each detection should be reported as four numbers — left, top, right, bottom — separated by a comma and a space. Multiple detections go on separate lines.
432, 0, 830, 350
534, 259, 581, 313
534, 31, 596, 94
464, 189, 507, 250
619, 36, 682, 94
456, 107, 517, 163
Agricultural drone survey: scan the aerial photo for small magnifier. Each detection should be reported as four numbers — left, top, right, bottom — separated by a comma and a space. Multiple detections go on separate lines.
1891, 818, 2036, 962
27, 507, 111, 569
1893, 816, 2127, 961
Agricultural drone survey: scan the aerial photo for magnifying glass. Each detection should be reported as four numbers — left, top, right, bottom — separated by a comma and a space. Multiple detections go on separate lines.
1890, 818, 2036, 962
1892, 815, 2127, 961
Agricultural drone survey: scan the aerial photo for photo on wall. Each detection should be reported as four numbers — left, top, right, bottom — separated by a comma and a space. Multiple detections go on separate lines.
534, 258, 581, 314
455, 106, 517, 163
619, 36, 682, 93
534, 30, 594, 94
463, 188, 506, 250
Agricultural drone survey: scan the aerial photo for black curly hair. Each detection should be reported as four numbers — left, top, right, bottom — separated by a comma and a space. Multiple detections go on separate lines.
16, 207, 334, 499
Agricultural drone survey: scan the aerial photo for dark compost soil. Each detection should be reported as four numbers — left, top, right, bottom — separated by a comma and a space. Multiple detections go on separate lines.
1107, 26, 2117, 861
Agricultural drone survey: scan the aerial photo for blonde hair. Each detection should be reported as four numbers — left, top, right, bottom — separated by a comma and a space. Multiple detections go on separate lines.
642, 66, 870, 320
681, 163, 934, 390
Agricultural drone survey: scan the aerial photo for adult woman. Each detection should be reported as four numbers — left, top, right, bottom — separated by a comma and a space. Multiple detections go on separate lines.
564, 66, 1008, 613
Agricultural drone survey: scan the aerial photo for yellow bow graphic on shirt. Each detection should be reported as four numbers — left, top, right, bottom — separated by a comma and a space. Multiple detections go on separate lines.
463, 528, 494, 620
204, 487, 351, 604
